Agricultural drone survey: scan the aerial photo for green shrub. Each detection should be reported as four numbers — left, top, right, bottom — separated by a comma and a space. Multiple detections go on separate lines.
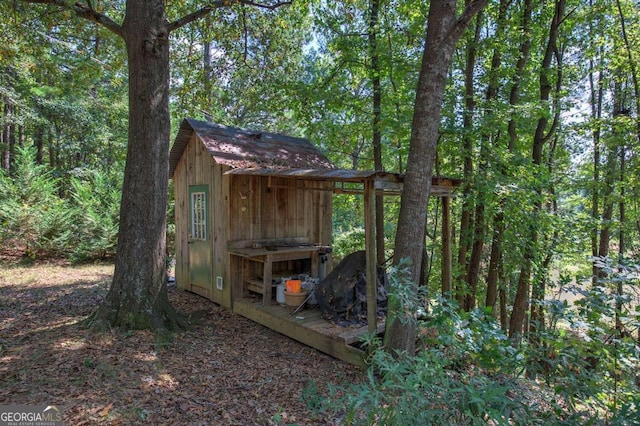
0, 146, 122, 261
64, 168, 121, 261
332, 226, 365, 259
0, 146, 71, 257
305, 260, 639, 425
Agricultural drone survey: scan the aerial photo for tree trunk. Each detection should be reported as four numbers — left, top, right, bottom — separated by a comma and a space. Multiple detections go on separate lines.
384, 0, 487, 356
1, 102, 9, 171
487, 0, 531, 312
34, 125, 44, 165
509, 0, 565, 341
589, 39, 604, 286
369, 0, 386, 267
615, 0, 640, 146
597, 137, 617, 267
456, 8, 483, 310
203, 40, 214, 122
89, 0, 184, 333
462, 12, 483, 312
20, 0, 289, 335
2, 103, 14, 173
616, 134, 626, 333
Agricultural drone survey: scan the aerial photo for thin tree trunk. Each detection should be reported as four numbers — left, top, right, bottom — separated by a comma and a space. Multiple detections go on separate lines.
510, 0, 565, 340
482, 0, 507, 311
457, 4, 483, 310
487, 0, 531, 311
369, 0, 386, 268
499, 282, 508, 331
203, 40, 213, 122
615, 0, 640, 145
589, 45, 604, 285
616, 135, 626, 333
34, 125, 44, 164
3, 104, 14, 173
598, 134, 617, 265
527, 132, 560, 377
442, 197, 452, 296
1, 102, 9, 171
462, 11, 483, 312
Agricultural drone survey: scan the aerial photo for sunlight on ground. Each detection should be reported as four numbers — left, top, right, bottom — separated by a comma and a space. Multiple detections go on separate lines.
141, 373, 179, 391
54, 338, 89, 351
134, 351, 159, 362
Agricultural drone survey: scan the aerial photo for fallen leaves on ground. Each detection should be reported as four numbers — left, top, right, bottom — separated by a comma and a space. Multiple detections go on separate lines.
0, 260, 361, 425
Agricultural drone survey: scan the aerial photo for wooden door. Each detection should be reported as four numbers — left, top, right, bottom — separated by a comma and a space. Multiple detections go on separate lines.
189, 185, 212, 297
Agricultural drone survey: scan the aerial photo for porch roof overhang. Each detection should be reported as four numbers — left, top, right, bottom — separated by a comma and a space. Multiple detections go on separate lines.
224, 167, 461, 197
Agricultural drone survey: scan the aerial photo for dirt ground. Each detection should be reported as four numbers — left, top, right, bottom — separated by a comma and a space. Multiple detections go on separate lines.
0, 259, 362, 425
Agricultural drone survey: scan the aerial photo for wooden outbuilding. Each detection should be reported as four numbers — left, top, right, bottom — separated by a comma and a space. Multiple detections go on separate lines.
169, 118, 460, 366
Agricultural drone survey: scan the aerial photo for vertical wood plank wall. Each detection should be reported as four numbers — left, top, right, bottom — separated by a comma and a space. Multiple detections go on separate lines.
228, 175, 332, 246
173, 135, 230, 307
175, 135, 333, 309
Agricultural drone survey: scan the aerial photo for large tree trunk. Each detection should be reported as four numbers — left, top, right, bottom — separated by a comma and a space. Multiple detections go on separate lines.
20, 0, 288, 335
384, 0, 487, 356
89, 0, 184, 333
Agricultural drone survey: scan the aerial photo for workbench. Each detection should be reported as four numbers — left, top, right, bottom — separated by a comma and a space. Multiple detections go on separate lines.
228, 245, 320, 304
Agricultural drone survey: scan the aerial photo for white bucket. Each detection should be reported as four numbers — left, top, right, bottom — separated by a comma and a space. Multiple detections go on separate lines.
276, 282, 286, 304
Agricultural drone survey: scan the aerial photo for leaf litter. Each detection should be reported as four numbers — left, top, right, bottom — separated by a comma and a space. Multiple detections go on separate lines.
0, 260, 361, 425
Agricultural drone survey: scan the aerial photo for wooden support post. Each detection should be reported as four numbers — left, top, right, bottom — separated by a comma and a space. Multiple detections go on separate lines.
441, 196, 452, 297
263, 254, 273, 305
364, 179, 377, 334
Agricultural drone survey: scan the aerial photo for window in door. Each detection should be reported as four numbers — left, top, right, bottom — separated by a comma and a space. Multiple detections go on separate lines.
190, 190, 207, 241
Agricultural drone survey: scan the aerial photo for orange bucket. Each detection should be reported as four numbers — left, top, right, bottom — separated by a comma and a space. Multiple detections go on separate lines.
286, 279, 302, 293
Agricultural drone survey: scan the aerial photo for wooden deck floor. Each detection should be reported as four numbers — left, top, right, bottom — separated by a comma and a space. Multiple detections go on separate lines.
232, 297, 385, 367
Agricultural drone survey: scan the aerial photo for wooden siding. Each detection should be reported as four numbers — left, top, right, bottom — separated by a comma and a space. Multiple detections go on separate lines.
174, 133, 331, 309
173, 134, 230, 307
228, 175, 332, 246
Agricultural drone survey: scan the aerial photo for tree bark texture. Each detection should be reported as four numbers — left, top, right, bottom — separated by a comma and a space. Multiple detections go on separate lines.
91, 0, 182, 332
384, 0, 487, 356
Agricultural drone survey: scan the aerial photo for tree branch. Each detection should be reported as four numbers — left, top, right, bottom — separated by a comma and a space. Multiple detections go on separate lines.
21, 0, 123, 36
168, 0, 291, 32
458, 0, 489, 29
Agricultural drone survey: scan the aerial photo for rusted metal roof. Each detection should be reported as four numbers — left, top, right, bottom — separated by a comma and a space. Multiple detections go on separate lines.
169, 118, 335, 177
170, 118, 461, 196
225, 167, 388, 181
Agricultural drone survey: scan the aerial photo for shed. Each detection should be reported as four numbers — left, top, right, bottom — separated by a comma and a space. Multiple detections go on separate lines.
170, 118, 460, 365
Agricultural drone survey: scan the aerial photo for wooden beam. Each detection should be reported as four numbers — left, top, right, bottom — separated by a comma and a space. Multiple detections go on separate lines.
364, 179, 377, 334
